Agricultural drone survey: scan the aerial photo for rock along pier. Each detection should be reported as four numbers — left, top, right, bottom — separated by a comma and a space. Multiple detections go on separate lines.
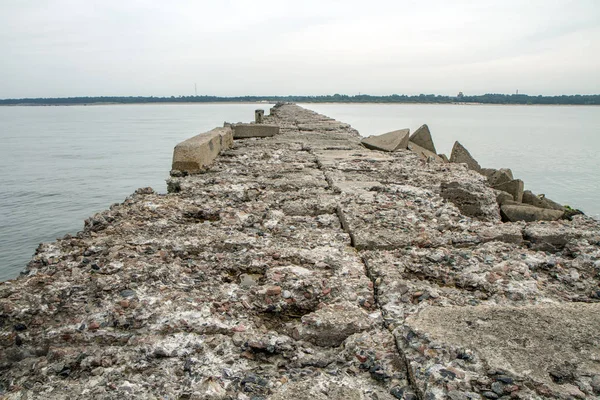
1, 104, 599, 399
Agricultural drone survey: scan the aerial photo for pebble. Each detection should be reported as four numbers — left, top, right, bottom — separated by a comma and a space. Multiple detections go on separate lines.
282, 290, 292, 299
266, 286, 282, 296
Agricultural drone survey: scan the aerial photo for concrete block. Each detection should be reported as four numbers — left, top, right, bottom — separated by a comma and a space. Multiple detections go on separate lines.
361, 128, 409, 152
450, 141, 481, 172
500, 204, 564, 222
408, 142, 443, 162
522, 190, 564, 211
493, 179, 524, 202
233, 123, 279, 139
255, 109, 264, 123
487, 168, 514, 186
172, 127, 232, 173
409, 124, 436, 153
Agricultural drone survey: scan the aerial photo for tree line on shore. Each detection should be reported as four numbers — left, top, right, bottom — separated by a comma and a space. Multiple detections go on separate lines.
1, 93, 599, 105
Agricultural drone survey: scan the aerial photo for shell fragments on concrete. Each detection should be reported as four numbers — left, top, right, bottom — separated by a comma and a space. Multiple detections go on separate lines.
2, 103, 600, 400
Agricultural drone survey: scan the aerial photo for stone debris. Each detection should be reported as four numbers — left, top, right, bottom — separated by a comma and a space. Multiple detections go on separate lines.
1, 103, 599, 400
361, 128, 410, 152
450, 141, 482, 172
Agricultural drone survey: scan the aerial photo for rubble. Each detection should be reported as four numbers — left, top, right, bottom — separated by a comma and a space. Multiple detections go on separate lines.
1, 104, 599, 399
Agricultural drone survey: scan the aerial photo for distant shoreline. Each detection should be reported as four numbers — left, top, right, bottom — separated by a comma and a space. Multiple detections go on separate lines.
1, 93, 599, 106
1, 101, 599, 107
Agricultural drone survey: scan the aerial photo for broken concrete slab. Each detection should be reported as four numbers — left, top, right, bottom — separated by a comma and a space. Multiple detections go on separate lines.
171, 126, 232, 173
440, 181, 500, 222
493, 179, 524, 202
522, 190, 564, 211
501, 204, 564, 222
233, 123, 279, 138
438, 153, 449, 163
449, 141, 481, 172
403, 303, 600, 400
361, 128, 409, 152
409, 124, 436, 153
487, 168, 514, 187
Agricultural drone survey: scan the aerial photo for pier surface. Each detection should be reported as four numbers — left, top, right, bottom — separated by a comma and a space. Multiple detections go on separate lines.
1, 104, 599, 399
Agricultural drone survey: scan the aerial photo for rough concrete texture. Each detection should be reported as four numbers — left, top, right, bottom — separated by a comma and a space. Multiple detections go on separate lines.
255, 109, 265, 123
2, 103, 599, 400
487, 168, 514, 187
407, 142, 443, 162
450, 141, 482, 172
522, 190, 564, 211
409, 124, 436, 154
361, 128, 410, 152
493, 178, 525, 203
233, 123, 279, 138
501, 204, 564, 222
172, 127, 233, 173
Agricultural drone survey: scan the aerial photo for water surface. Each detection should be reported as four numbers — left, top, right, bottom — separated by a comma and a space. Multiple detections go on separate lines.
0, 103, 272, 280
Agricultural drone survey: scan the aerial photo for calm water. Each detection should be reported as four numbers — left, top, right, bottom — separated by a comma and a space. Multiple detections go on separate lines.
0, 103, 273, 281
0, 103, 598, 281
303, 103, 600, 217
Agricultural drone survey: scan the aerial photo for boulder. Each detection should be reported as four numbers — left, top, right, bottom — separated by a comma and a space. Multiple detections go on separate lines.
500, 204, 564, 222
438, 154, 449, 163
233, 123, 279, 138
408, 142, 443, 162
522, 190, 564, 211
487, 168, 514, 187
409, 124, 436, 153
493, 179, 524, 202
361, 128, 409, 152
450, 141, 481, 172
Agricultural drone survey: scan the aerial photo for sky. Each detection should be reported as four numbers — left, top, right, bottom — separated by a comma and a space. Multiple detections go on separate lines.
1, 0, 599, 98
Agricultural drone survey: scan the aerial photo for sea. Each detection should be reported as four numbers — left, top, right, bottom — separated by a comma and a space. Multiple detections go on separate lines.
0, 102, 598, 281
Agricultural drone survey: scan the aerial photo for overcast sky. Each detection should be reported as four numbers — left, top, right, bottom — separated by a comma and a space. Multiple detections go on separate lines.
1, 0, 599, 98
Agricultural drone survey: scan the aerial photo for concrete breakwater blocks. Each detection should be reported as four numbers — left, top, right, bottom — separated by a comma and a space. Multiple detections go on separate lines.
450, 141, 481, 172
409, 124, 436, 154
171, 126, 233, 172
493, 178, 524, 203
361, 128, 409, 152
233, 123, 279, 138
4, 104, 600, 400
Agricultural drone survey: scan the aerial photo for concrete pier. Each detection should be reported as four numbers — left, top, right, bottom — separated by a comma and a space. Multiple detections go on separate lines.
1, 104, 599, 399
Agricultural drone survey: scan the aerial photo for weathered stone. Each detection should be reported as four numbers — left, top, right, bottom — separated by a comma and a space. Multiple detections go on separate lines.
438, 153, 449, 163
493, 189, 514, 205
522, 190, 563, 211
501, 204, 564, 222
450, 141, 481, 172
255, 109, 264, 123
487, 168, 514, 187
404, 304, 600, 400
361, 128, 409, 152
171, 126, 232, 172
233, 123, 279, 138
480, 168, 497, 178
408, 142, 443, 162
409, 124, 436, 153
440, 181, 500, 222
493, 179, 524, 202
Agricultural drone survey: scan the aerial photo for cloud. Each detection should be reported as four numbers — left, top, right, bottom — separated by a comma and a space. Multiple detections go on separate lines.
0, 0, 598, 97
